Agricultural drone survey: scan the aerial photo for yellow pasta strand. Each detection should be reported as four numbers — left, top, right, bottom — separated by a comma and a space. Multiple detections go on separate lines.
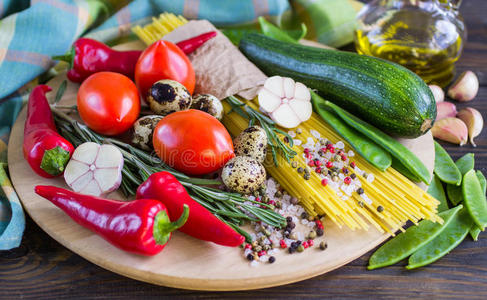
132, 13, 188, 45
222, 98, 441, 234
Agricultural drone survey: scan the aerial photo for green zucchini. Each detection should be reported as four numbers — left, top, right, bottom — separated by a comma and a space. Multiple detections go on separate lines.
239, 33, 436, 138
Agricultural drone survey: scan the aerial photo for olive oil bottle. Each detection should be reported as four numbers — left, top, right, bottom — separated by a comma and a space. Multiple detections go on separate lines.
354, 0, 465, 87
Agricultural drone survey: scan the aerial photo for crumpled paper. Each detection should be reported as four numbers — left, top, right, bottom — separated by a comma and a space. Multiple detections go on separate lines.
163, 20, 267, 100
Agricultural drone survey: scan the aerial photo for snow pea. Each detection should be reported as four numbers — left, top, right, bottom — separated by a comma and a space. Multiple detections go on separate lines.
427, 174, 449, 212
468, 171, 486, 240
463, 170, 487, 230
391, 157, 422, 183
311, 91, 392, 170
445, 153, 475, 205
434, 142, 462, 185
477, 170, 486, 195
434, 141, 462, 185
407, 208, 472, 269
368, 205, 462, 270
324, 100, 430, 184
455, 153, 475, 175
470, 226, 481, 241
447, 184, 463, 206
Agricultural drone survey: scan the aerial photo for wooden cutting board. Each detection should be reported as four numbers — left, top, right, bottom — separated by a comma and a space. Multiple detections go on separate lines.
7, 42, 435, 291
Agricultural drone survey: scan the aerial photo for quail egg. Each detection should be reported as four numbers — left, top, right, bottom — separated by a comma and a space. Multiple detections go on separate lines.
147, 79, 192, 115
221, 156, 266, 194
132, 115, 162, 150
191, 94, 224, 120
233, 126, 268, 163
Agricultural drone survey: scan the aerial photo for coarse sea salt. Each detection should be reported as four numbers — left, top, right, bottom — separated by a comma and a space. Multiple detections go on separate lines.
367, 173, 375, 183
310, 129, 320, 139
250, 260, 259, 267
294, 139, 302, 146
288, 130, 296, 138
348, 150, 355, 157
335, 141, 345, 149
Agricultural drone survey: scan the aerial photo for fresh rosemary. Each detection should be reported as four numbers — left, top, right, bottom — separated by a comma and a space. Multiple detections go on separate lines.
224, 95, 297, 166
52, 108, 286, 241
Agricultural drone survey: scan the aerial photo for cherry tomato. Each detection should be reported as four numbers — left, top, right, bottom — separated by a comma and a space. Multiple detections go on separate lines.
153, 110, 234, 175
135, 40, 195, 103
77, 72, 140, 136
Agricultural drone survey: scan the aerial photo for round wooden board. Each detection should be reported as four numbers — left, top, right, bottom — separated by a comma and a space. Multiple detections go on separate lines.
8, 44, 435, 291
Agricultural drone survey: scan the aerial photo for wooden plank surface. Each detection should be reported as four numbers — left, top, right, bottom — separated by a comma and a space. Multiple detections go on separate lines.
1, 0, 487, 298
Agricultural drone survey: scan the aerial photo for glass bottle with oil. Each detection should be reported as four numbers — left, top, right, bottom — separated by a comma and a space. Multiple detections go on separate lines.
354, 0, 466, 87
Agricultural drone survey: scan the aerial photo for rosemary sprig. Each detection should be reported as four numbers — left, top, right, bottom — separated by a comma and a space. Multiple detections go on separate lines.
224, 95, 297, 166
51, 108, 286, 237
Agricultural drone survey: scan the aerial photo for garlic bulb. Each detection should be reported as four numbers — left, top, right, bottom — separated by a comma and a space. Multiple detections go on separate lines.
64, 142, 124, 196
258, 76, 312, 128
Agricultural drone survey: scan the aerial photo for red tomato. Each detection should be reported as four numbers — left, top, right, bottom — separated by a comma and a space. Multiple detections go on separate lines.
153, 110, 234, 175
77, 72, 140, 136
135, 40, 195, 102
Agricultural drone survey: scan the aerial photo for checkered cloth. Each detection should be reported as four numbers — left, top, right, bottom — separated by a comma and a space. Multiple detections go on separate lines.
0, 0, 360, 250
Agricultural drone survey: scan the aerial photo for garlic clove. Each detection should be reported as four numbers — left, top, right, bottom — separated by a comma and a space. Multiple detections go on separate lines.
264, 76, 284, 98
447, 70, 479, 102
258, 88, 281, 113
64, 160, 89, 186
270, 104, 301, 128
283, 77, 295, 99
431, 117, 468, 146
95, 145, 123, 168
429, 85, 445, 103
70, 170, 94, 192
294, 82, 310, 101
94, 168, 123, 192
457, 107, 484, 147
289, 99, 312, 121
436, 101, 457, 120
71, 142, 99, 164
80, 181, 102, 196
64, 142, 124, 196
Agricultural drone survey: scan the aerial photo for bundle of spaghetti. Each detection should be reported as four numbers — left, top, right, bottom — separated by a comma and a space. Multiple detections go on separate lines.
222, 98, 442, 235
132, 13, 188, 45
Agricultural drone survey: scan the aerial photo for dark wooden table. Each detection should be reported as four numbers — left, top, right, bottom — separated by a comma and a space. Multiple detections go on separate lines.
1, 1, 486, 299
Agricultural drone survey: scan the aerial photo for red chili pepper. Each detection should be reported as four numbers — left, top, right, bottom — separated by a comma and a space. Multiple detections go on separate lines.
23, 85, 74, 178
55, 32, 216, 83
136, 172, 245, 247
34, 185, 189, 256
175, 31, 217, 54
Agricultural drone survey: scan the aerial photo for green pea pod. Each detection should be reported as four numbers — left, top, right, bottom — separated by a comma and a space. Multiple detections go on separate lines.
406, 208, 472, 269
447, 184, 463, 206
391, 157, 422, 183
455, 153, 475, 175
468, 171, 486, 240
368, 205, 462, 270
470, 226, 481, 241
463, 170, 487, 230
258, 16, 306, 44
323, 100, 430, 184
427, 174, 449, 212
311, 91, 391, 170
477, 170, 486, 195
434, 142, 462, 185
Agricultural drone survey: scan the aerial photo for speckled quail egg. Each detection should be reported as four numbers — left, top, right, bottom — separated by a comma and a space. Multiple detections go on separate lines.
147, 79, 192, 115
190, 94, 224, 120
233, 126, 268, 163
221, 156, 266, 194
132, 115, 162, 150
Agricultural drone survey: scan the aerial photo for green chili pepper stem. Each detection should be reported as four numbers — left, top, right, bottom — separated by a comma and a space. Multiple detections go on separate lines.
153, 204, 189, 245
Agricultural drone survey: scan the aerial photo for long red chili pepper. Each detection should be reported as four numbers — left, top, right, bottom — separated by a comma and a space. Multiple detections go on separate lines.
55, 31, 216, 83
35, 185, 189, 256
136, 172, 245, 247
23, 85, 74, 178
